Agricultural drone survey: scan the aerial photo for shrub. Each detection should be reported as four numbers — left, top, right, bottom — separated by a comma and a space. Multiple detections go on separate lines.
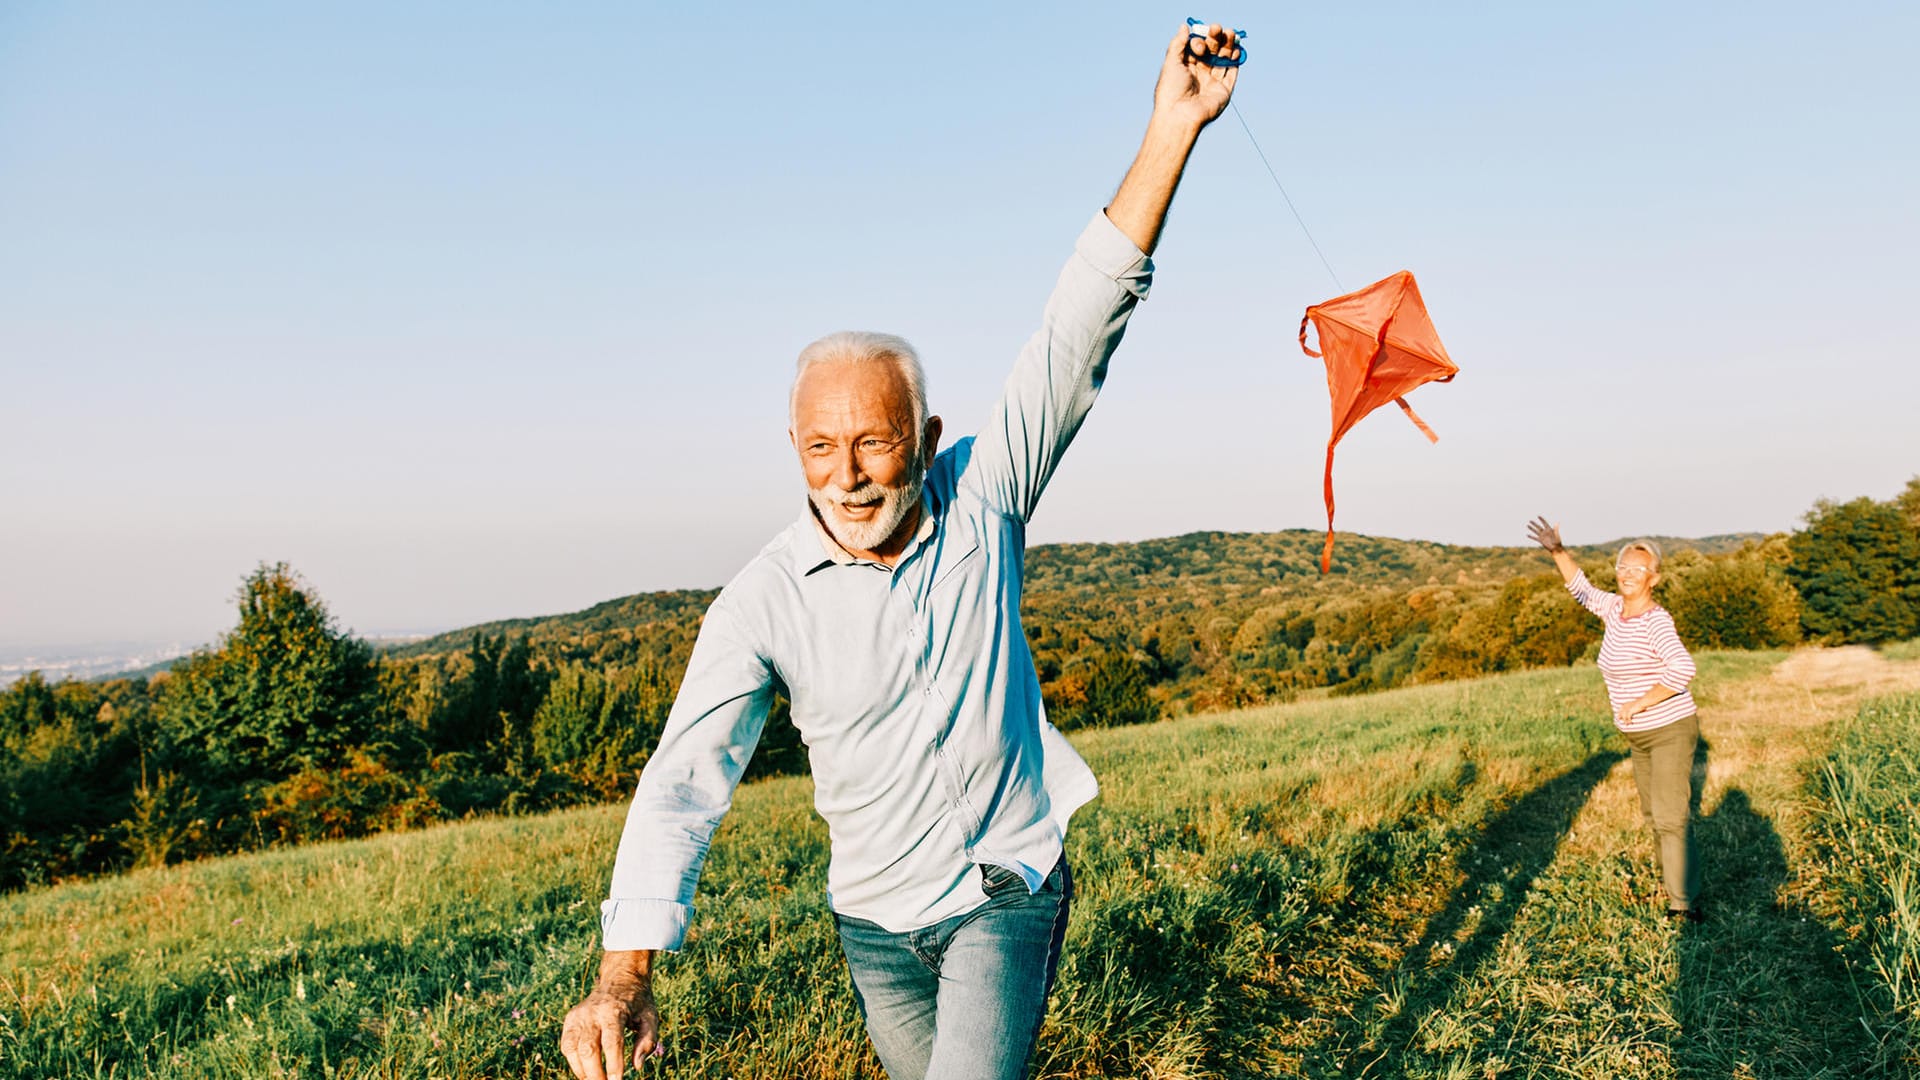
119, 765, 207, 869
1664, 547, 1801, 649
1787, 498, 1920, 644
531, 661, 674, 793
252, 748, 439, 844
1050, 649, 1160, 731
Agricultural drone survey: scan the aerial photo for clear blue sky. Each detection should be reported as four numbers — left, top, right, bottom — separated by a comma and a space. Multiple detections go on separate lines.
3, 2, 1916, 650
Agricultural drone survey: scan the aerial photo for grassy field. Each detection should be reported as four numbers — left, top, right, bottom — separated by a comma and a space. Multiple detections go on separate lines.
5, 647, 1919, 1079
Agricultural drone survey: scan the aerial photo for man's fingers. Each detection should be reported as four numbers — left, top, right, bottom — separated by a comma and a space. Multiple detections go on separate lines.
631, 1005, 661, 1062
600, 1023, 627, 1080
562, 1022, 607, 1080
1166, 24, 1191, 62
1187, 24, 1222, 59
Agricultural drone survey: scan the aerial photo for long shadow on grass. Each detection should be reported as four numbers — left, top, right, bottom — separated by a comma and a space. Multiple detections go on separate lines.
1672, 787, 1877, 1079
1337, 748, 1624, 1078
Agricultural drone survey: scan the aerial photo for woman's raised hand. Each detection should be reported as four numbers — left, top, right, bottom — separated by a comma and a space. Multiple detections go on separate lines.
1526, 516, 1564, 553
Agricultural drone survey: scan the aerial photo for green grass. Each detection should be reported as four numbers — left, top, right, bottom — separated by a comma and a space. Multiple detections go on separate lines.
1803, 692, 1920, 1072
3, 652, 1916, 1078
1877, 637, 1920, 663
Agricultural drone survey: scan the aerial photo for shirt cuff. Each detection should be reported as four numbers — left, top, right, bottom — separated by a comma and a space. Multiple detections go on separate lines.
1082, 210, 1154, 300
600, 898, 692, 952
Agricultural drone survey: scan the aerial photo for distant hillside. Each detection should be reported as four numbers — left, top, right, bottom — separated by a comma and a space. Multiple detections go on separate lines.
386, 529, 1764, 663
367, 527, 1778, 729
387, 589, 718, 660
0, 525, 1784, 893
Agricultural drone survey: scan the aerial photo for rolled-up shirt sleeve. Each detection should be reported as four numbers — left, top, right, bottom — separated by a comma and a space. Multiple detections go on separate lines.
1648, 610, 1697, 692
962, 210, 1153, 522
600, 595, 775, 951
1565, 570, 1621, 622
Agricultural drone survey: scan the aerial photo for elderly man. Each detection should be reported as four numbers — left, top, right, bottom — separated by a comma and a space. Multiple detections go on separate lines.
562, 24, 1241, 1080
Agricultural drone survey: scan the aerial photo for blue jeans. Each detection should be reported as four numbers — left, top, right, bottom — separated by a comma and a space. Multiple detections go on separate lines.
835, 857, 1072, 1080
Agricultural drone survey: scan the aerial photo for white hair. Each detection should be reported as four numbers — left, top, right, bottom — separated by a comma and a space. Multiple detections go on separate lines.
789, 331, 928, 437
1616, 539, 1664, 573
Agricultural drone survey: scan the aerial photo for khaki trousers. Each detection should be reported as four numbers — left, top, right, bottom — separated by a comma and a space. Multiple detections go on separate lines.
1625, 712, 1703, 909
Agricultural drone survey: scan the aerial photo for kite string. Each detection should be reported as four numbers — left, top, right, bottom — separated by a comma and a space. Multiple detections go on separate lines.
1228, 100, 1344, 293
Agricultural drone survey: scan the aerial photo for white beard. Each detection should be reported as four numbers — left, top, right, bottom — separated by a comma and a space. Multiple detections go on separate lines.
809, 461, 926, 554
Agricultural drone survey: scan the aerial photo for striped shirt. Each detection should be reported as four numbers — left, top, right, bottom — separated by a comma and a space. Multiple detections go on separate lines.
1566, 570, 1697, 733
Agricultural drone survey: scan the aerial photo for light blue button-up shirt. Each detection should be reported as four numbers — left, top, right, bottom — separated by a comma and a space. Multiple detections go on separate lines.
601, 211, 1153, 950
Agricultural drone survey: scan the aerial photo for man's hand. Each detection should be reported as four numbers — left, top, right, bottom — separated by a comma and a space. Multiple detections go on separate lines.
1105, 22, 1243, 254
561, 951, 662, 1080
1155, 23, 1241, 131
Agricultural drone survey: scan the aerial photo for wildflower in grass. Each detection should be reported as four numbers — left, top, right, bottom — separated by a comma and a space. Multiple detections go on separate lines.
511, 1008, 524, 1020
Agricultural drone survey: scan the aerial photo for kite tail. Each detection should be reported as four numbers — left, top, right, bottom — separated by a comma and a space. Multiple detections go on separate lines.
1321, 441, 1337, 574
1394, 397, 1441, 443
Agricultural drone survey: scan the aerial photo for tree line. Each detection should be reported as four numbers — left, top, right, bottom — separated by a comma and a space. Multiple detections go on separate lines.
3, 478, 1915, 891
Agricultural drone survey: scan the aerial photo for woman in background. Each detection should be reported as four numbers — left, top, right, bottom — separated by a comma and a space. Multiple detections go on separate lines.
1528, 517, 1703, 922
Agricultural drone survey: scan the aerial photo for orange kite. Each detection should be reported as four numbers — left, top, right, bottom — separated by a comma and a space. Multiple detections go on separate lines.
1298, 270, 1457, 572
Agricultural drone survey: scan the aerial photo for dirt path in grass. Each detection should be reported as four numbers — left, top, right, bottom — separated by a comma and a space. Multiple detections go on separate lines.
1529, 646, 1920, 900
1537, 648, 1920, 1078
1321, 649, 1920, 1079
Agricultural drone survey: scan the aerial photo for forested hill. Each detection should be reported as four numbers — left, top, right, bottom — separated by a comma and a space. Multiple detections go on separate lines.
8, 484, 1903, 891
388, 528, 1762, 664
1023, 529, 1759, 597
387, 589, 718, 661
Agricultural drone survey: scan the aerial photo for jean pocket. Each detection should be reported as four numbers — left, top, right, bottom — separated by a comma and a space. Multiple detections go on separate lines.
978, 863, 1024, 895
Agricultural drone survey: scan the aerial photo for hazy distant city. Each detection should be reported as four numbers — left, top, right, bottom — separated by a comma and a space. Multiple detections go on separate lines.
0, 633, 441, 689
0, 643, 189, 688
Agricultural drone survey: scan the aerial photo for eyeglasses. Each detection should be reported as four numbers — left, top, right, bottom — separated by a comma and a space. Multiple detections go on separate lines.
1615, 565, 1655, 578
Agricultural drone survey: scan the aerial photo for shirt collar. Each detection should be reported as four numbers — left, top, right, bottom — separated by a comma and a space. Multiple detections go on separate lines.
794, 493, 936, 576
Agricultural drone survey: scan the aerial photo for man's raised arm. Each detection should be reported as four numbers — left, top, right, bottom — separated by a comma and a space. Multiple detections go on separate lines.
1107, 23, 1241, 255
960, 24, 1240, 522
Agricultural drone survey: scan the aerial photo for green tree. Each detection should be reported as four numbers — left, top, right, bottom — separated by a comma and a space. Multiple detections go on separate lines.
427, 634, 546, 762
0, 677, 151, 887
1052, 649, 1160, 731
1664, 547, 1800, 649
532, 660, 677, 795
1786, 498, 1920, 644
1895, 475, 1920, 533
0, 672, 57, 747
159, 563, 381, 779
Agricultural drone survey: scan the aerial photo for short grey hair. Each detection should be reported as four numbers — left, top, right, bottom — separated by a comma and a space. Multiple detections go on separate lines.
1616, 539, 1664, 573
789, 331, 928, 436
